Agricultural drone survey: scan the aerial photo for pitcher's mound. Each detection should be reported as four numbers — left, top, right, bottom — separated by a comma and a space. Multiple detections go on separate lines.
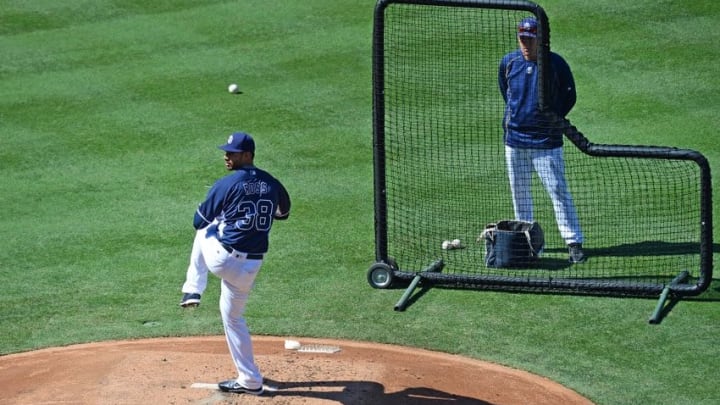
0, 336, 592, 404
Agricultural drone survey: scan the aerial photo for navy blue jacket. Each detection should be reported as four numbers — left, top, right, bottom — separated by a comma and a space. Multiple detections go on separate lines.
194, 166, 291, 254
498, 50, 576, 149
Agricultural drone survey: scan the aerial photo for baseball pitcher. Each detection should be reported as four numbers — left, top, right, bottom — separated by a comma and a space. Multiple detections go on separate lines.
179, 132, 291, 395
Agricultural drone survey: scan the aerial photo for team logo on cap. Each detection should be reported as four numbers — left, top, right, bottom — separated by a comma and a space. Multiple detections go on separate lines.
227, 135, 234, 144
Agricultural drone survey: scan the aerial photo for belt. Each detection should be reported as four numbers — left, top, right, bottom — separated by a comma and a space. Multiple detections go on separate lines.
220, 243, 264, 260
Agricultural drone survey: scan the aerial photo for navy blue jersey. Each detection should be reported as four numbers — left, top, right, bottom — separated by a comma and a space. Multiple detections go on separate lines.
498, 50, 576, 149
193, 166, 291, 254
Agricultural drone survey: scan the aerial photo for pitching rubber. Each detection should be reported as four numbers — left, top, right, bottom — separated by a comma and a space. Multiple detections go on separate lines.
191, 382, 278, 392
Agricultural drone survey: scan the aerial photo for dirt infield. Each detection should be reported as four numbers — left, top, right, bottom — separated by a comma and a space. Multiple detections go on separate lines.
0, 336, 593, 404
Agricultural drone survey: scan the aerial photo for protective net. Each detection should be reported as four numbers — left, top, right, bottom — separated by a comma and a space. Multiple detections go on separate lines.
373, 0, 711, 295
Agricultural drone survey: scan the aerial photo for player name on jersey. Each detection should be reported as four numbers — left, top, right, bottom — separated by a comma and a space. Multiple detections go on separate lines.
243, 180, 269, 195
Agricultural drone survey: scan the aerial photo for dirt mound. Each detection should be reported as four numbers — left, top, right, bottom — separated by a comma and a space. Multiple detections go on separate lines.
0, 336, 593, 404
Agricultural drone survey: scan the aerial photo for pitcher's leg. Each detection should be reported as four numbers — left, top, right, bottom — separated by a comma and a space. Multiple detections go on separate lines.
218, 279, 262, 389
181, 227, 210, 295
203, 241, 265, 390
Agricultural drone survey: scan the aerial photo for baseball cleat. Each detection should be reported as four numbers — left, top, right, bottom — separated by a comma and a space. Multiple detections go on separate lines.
218, 380, 264, 395
179, 293, 201, 307
568, 243, 586, 264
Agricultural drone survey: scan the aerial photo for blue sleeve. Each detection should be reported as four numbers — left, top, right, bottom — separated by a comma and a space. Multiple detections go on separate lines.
193, 179, 227, 229
552, 53, 576, 117
273, 181, 291, 221
498, 57, 509, 102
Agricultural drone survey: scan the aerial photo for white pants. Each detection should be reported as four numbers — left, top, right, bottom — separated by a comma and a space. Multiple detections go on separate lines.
505, 146, 583, 245
181, 225, 264, 390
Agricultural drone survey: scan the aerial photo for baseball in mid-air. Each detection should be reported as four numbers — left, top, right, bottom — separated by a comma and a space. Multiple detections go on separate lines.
228, 83, 239, 94
441, 240, 452, 250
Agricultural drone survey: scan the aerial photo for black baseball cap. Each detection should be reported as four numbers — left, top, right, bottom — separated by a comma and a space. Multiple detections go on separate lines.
219, 132, 255, 153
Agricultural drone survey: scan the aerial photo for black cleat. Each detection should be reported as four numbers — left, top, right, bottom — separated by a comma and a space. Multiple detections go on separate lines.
179, 293, 201, 308
218, 380, 264, 395
568, 243, 587, 264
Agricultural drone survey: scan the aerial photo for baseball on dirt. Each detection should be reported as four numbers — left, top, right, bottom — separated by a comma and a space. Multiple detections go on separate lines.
228, 83, 239, 94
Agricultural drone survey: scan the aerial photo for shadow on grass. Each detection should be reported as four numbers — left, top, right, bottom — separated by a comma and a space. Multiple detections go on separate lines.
539, 240, 720, 273
545, 241, 720, 257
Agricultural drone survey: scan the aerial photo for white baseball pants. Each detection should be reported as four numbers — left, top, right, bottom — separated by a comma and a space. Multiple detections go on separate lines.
181, 225, 264, 390
505, 145, 583, 245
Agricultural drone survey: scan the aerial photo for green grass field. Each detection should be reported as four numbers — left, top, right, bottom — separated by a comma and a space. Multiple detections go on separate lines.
1, 1, 719, 404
